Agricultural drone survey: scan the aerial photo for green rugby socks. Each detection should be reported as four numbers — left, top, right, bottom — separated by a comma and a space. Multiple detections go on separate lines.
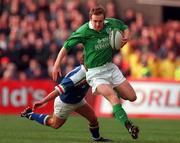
113, 104, 128, 126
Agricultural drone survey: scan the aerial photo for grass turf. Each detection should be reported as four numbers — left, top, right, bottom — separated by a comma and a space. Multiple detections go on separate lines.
0, 115, 180, 143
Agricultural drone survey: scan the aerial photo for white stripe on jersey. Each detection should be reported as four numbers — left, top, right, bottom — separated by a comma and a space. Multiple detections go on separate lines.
69, 65, 86, 85
55, 84, 65, 94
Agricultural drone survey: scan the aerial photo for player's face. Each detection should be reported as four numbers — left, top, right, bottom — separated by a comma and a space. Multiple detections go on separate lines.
90, 14, 104, 31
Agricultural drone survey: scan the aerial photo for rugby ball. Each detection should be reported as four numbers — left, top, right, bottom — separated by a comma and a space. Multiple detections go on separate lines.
109, 29, 123, 50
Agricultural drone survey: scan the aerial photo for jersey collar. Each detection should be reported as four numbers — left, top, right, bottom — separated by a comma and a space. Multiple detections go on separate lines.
88, 19, 109, 30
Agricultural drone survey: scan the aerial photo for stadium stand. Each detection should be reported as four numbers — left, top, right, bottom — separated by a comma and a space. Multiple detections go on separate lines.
0, 0, 179, 80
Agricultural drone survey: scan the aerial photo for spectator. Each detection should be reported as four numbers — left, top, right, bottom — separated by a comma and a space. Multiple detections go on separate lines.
18, 71, 28, 81
0, 56, 10, 78
147, 52, 160, 77
158, 37, 175, 59
105, 1, 119, 18
25, 59, 47, 79
139, 54, 151, 78
0, 0, 179, 80
175, 65, 180, 80
159, 51, 177, 79
123, 8, 136, 26
2, 63, 17, 80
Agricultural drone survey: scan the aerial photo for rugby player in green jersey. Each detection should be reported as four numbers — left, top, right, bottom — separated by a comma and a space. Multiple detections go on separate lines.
52, 5, 139, 139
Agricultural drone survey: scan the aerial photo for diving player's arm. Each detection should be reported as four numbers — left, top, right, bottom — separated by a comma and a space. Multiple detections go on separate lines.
33, 90, 59, 110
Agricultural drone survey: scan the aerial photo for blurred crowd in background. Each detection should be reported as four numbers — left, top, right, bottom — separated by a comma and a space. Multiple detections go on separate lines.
0, 0, 180, 81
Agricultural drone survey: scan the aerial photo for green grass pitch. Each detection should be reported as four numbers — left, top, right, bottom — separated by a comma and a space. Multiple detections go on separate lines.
0, 115, 180, 143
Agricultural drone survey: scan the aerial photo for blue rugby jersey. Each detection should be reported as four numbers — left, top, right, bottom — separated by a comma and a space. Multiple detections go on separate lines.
55, 65, 89, 104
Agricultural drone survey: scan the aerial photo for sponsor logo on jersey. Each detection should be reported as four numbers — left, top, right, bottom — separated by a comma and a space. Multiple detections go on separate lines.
95, 37, 110, 50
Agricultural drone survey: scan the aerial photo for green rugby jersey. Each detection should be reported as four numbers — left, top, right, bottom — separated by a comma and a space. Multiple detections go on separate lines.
64, 18, 128, 68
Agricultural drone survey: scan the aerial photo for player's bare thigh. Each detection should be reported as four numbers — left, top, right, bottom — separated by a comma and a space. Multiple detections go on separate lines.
96, 84, 120, 105
114, 80, 137, 102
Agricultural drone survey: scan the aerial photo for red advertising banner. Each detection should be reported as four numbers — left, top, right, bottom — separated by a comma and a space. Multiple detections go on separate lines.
1, 79, 180, 119
0, 80, 55, 114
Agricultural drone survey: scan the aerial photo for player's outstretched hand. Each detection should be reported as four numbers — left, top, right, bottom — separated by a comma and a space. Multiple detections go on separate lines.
32, 101, 44, 110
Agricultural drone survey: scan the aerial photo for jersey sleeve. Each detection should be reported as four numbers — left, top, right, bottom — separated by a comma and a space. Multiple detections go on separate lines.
63, 24, 87, 51
54, 65, 86, 94
55, 78, 74, 94
107, 18, 128, 31
63, 32, 84, 51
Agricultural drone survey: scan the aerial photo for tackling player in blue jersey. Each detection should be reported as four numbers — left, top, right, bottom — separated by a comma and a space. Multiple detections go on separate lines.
21, 65, 111, 142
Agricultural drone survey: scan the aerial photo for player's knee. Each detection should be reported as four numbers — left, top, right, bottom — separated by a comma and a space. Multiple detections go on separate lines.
53, 126, 60, 129
129, 94, 137, 102
130, 97, 136, 102
51, 124, 61, 129
48, 120, 63, 129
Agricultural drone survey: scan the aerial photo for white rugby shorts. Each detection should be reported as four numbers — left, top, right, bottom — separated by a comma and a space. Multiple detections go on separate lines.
86, 62, 126, 93
54, 96, 86, 119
